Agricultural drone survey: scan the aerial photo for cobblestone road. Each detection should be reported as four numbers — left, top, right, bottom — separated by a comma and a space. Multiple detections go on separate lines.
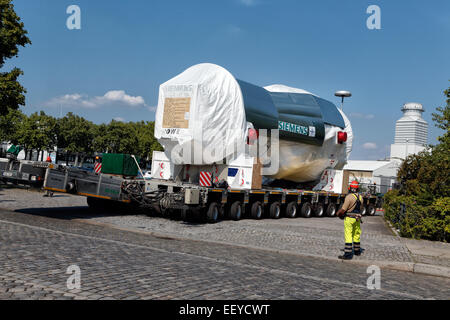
0, 188, 414, 265
0, 207, 449, 300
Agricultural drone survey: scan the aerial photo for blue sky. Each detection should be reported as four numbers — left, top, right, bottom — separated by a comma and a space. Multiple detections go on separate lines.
4, 0, 450, 160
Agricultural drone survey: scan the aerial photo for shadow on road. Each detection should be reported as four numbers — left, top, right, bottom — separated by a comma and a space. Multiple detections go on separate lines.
43, 194, 71, 198
13, 205, 220, 227
179, 221, 206, 228
14, 206, 131, 221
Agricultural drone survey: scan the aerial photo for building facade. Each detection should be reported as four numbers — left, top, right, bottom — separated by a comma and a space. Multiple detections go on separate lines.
390, 102, 428, 160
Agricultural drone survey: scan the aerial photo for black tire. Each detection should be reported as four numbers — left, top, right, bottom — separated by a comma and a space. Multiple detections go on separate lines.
361, 206, 367, 216
300, 202, 312, 218
229, 201, 242, 221
314, 203, 325, 217
206, 202, 220, 223
326, 203, 337, 217
250, 201, 263, 220
218, 205, 225, 220
285, 202, 298, 218
269, 202, 281, 219
367, 204, 376, 216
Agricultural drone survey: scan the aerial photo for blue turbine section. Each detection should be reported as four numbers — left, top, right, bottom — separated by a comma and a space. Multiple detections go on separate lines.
236, 79, 345, 146
313, 96, 346, 129
236, 79, 279, 130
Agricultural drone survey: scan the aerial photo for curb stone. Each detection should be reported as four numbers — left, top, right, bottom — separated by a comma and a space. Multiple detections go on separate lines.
413, 263, 450, 278
382, 217, 450, 278
385, 219, 401, 238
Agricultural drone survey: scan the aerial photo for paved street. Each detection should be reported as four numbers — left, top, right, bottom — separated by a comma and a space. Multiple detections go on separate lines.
0, 189, 449, 300
3, 188, 449, 269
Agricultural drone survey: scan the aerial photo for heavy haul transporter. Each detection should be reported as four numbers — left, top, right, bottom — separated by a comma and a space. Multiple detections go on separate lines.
40, 161, 380, 223
1, 63, 382, 222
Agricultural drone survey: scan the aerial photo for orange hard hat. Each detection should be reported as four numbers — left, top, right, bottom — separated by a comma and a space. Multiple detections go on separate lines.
349, 180, 359, 189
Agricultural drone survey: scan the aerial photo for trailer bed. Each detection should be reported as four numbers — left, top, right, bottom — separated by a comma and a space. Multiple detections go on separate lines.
41, 165, 381, 222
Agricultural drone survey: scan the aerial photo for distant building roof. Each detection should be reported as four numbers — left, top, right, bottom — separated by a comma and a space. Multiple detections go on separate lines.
343, 160, 391, 172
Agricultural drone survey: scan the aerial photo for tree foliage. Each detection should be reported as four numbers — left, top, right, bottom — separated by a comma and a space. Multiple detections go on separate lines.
104, 120, 138, 155
2, 111, 162, 163
432, 87, 450, 137
0, 108, 24, 143
91, 120, 162, 159
16, 111, 57, 154
131, 121, 163, 159
0, 0, 31, 115
57, 112, 95, 154
384, 85, 450, 242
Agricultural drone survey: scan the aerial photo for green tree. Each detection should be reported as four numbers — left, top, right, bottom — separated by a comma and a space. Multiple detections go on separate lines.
132, 121, 163, 160
397, 85, 450, 201
0, 0, 31, 116
93, 120, 137, 155
92, 123, 109, 153
432, 86, 450, 142
91, 120, 162, 167
57, 112, 95, 165
17, 111, 57, 160
0, 108, 24, 143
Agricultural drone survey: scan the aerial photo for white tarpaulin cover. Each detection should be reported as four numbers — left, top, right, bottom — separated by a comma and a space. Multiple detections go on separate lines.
154, 64, 353, 183
264, 84, 353, 182
264, 84, 315, 96
154, 63, 247, 164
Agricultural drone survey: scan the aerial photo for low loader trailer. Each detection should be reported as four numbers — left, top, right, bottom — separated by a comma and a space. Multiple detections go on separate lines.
42, 161, 381, 223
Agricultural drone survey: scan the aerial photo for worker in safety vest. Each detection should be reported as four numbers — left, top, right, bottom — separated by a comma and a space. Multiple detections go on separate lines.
336, 180, 363, 260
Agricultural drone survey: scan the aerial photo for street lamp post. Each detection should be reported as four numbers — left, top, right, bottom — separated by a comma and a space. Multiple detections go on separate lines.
335, 91, 352, 110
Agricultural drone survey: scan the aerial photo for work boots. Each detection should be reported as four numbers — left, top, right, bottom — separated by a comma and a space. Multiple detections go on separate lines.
339, 242, 362, 259
338, 253, 353, 260
339, 243, 353, 260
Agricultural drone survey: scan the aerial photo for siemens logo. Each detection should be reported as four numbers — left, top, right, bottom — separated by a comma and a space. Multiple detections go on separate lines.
278, 121, 309, 136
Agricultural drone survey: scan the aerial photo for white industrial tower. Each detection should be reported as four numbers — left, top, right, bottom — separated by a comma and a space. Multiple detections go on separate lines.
390, 102, 428, 159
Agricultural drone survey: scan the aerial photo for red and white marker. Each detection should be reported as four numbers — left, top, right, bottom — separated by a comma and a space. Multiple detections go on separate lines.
94, 162, 102, 174
199, 171, 212, 187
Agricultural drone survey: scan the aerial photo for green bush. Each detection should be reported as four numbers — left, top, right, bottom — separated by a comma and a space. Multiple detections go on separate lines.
383, 193, 450, 242
383, 86, 450, 242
